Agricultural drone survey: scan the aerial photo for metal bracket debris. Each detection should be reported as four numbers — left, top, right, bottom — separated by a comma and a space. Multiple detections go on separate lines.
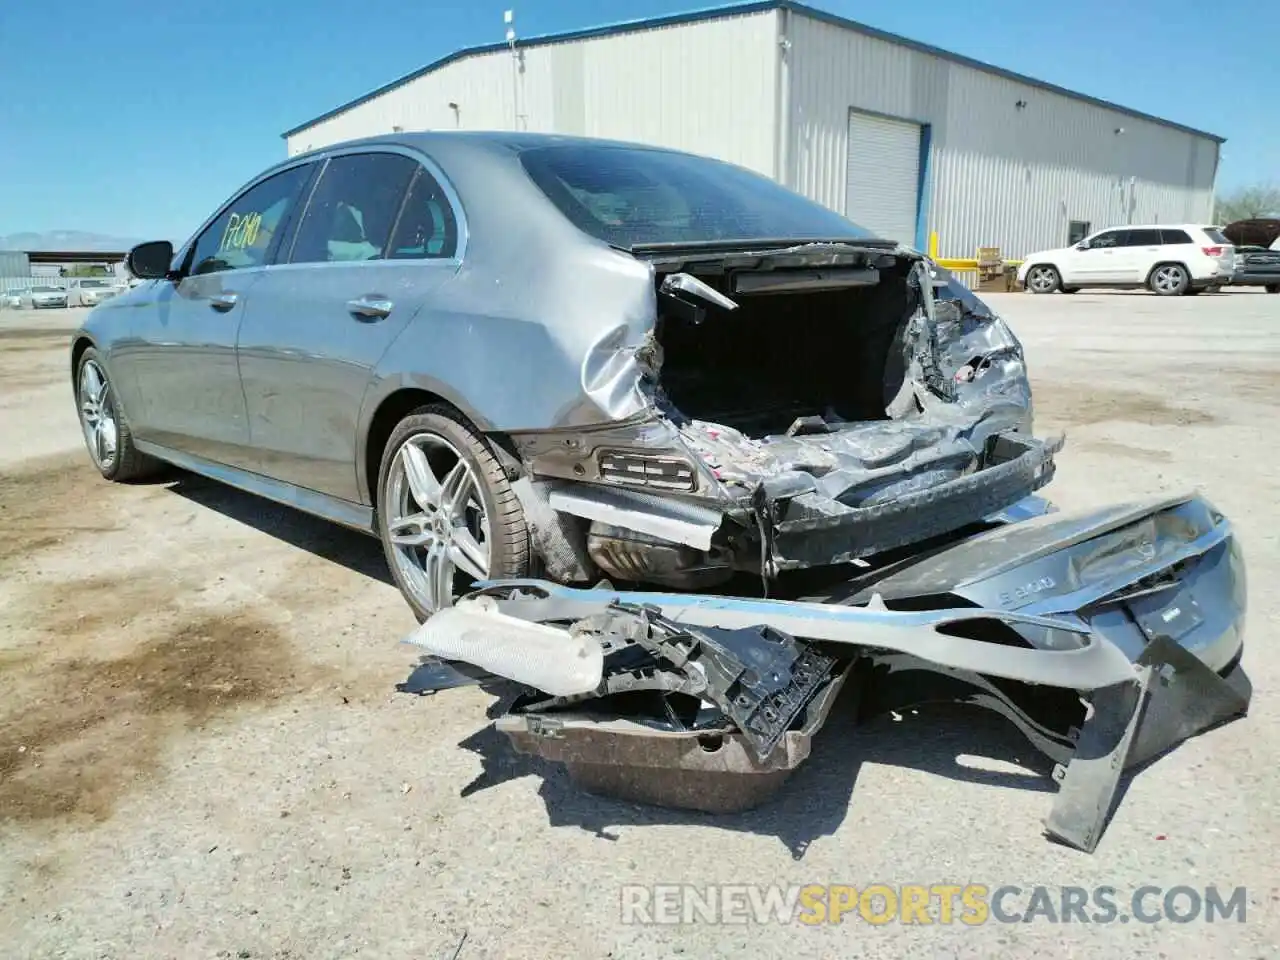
603, 603, 838, 761
1044, 636, 1250, 852
525, 716, 565, 739
1043, 675, 1145, 853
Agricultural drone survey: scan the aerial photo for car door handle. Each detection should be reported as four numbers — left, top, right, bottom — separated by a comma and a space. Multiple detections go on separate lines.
209, 292, 239, 312
348, 296, 393, 320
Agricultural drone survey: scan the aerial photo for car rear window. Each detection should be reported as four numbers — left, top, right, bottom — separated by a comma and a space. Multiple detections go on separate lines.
80, 279, 110, 288
32, 285, 60, 292
519, 144, 874, 248
1202, 228, 1230, 244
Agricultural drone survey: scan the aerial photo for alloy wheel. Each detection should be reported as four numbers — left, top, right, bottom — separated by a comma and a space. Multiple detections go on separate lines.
1151, 265, 1186, 295
384, 432, 491, 613
78, 359, 118, 471
1027, 266, 1058, 293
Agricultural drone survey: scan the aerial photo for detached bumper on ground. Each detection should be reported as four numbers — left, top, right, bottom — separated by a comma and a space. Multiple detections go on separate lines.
402, 492, 1250, 853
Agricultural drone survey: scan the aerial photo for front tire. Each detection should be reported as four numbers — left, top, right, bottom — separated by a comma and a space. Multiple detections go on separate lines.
1149, 263, 1190, 296
74, 347, 158, 481
376, 405, 530, 621
1025, 265, 1061, 294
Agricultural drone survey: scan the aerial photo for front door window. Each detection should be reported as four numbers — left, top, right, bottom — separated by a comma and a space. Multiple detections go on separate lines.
187, 164, 314, 276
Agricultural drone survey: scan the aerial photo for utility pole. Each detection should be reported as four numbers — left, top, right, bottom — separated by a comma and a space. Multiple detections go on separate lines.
505, 10, 522, 131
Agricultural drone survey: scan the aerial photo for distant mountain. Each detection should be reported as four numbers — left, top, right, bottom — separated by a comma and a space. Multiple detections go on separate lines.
0, 231, 143, 252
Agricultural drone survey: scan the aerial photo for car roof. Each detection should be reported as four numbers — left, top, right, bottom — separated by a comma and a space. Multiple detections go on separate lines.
192, 131, 738, 258
1100, 223, 1214, 230
279, 130, 716, 176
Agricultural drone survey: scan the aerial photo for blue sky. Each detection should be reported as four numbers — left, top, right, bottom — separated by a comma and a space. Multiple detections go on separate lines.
1, 0, 1274, 242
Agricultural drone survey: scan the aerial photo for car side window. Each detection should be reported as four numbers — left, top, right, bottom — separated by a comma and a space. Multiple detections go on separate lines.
1128, 229, 1161, 246
1090, 231, 1123, 248
1161, 228, 1193, 245
287, 153, 419, 264
388, 167, 459, 259
188, 165, 313, 276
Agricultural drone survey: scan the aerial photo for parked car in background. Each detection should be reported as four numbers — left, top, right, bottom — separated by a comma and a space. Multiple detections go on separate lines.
1, 289, 24, 309
67, 277, 121, 307
1229, 245, 1280, 293
21, 284, 68, 309
1018, 224, 1235, 296
71, 131, 1052, 621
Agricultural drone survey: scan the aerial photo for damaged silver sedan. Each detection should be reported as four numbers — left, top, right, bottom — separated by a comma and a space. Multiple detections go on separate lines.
86, 131, 1049, 616
76, 132, 1250, 851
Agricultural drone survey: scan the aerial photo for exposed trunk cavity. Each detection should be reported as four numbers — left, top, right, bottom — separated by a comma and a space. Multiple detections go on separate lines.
653, 260, 915, 437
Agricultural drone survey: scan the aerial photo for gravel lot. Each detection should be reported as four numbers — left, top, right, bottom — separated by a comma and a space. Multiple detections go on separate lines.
1, 291, 1278, 959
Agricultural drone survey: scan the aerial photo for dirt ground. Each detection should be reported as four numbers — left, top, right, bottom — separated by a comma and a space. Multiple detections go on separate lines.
2, 291, 1279, 959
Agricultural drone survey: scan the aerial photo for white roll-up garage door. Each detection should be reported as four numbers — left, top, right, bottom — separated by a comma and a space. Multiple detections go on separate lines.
844, 110, 922, 245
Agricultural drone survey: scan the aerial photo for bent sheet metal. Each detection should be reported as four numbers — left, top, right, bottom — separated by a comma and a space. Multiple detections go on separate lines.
402, 491, 1251, 853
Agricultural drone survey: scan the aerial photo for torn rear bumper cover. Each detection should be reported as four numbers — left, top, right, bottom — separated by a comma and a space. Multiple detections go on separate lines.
767, 431, 1060, 570
403, 492, 1250, 853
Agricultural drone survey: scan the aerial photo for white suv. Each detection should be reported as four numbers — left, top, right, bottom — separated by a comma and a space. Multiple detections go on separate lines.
1018, 225, 1236, 296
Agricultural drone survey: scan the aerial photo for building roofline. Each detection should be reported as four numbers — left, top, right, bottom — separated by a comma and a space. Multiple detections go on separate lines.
281, 1, 1225, 145
280, 2, 782, 139
21, 250, 129, 264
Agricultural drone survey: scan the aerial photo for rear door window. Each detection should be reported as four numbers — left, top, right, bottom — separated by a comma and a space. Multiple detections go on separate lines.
288, 153, 419, 264
188, 164, 314, 276
1160, 228, 1193, 245
1127, 229, 1161, 246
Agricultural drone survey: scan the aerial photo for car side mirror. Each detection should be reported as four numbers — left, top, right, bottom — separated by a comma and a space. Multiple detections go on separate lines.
126, 240, 175, 280
1074, 241, 1089, 251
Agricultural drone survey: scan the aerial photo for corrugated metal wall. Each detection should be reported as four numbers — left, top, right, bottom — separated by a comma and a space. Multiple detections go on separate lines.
783, 12, 1218, 258
285, 11, 779, 178
285, 8, 1220, 263
0, 251, 31, 279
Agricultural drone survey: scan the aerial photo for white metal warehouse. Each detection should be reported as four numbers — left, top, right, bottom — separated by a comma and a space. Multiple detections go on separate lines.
282, 1, 1223, 259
